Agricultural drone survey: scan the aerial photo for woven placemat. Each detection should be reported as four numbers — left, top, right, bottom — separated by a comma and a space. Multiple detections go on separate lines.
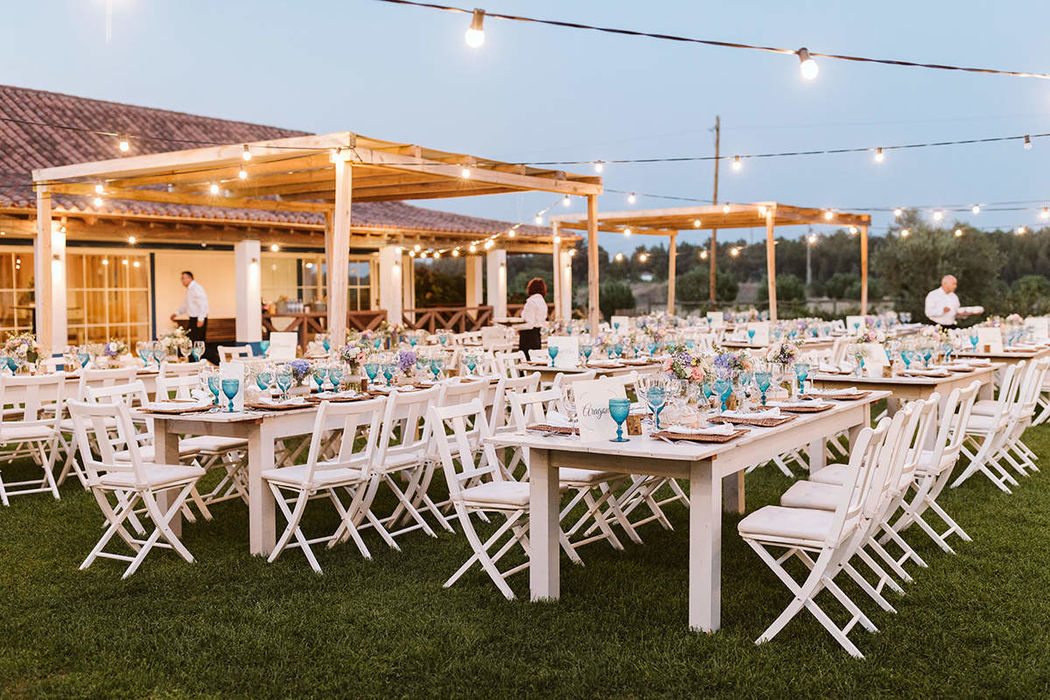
143, 403, 213, 415
304, 393, 372, 404
245, 401, 308, 412
651, 428, 748, 443
710, 414, 795, 428
800, 391, 870, 401
526, 424, 579, 435
770, 402, 834, 413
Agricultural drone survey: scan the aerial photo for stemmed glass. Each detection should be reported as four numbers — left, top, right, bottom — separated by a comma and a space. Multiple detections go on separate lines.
275, 367, 293, 401
644, 384, 666, 430
382, 359, 396, 385
755, 370, 772, 406
136, 341, 151, 367
901, 349, 913, 370
78, 348, 91, 369
221, 378, 240, 413
255, 367, 273, 392
922, 345, 933, 368
737, 370, 754, 405
714, 375, 732, 412
547, 344, 559, 367
206, 373, 222, 408
429, 355, 444, 381
969, 331, 979, 351
464, 353, 478, 376
364, 359, 379, 386
259, 339, 271, 356
192, 341, 205, 362
794, 362, 810, 397
609, 398, 630, 442
582, 344, 593, 363
747, 328, 756, 344
312, 365, 329, 392
151, 342, 166, 367
328, 364, 344, 391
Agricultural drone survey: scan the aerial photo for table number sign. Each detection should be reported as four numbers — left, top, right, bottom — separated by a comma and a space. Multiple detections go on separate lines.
1024, 317, 1049, 342
573, 377, 628, 442
977, 327, 1004, 353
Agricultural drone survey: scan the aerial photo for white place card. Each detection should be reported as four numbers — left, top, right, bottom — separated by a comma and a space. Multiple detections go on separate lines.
977, 327, 1004, 353
573, 377, 628, 442
269, 332, 298, 361
547, 336, 580, 369
846, 315, 865, 333
747, 321, 770, 345
858, 342, 887, 376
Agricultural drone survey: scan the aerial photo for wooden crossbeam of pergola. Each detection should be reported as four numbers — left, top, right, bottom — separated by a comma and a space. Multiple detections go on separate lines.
31, 131, 602, 355
552, 202, 872, 329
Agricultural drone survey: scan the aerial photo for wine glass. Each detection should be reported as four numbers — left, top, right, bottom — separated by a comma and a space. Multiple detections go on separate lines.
922, 345, 933, 368
192, 341, 205, 362
794, 362, 810, 396
328, 364, 344, 391
755, 370, 772, 406
276, 367, 293, 401
609, 398, 630, 442
547, 344, 559, 367
312, 365, 328, 392
221, 378, 240, 412
259, 339, 271, 356
714, 376, 732, 412
464, 353, 478, 376
582, 344, 593, 363
78, 348, 91, 369
136, 341, 151, 367
747, 328, 756, 344
364, 359, 380, 386
644, 384, 666, 430
206, 373, 222, 408
152, 342, 166, 367
969, 331, 979, 351
381, 360, 396, 385
255, 368, 273, 392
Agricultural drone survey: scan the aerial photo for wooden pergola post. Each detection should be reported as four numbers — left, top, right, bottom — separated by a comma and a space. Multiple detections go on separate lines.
587, 194, 599, 334
860, 224, 869, 316
330, 156, 351, 342
551, 220, 562, 320
324, 210, 334, 306
765, 208, 777, 321
667, 231, 677, 315
34, 187, 53, 357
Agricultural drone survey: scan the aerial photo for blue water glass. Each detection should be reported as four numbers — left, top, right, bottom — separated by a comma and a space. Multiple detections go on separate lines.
221, 378, 240, 412
6, 357, 18, 373
152, 345, 165, 365
138, 348, 151, 367
714, 378, 732, 412
430, 357, 443, 380
312, 366, 328, 392
648, 341, 659, 356
645, 386, 666, 430
969, 332, 979, 350
409, 337, 418, 347
755, 371, 772, 406
78, 351, 90, 368
323, 338, 331, 352
276, 370, 293, 400
548, 345, 559, 367
365, 362, 379, 384
747, 329, 756, 343
207, 375, 221, 407
256, 371, 273, 391
328, 366, 344, 389
923, 347, 933, 368
465, 355, 477, 376
609, 398, 630, 442
902, 350, 912, 369
685, 339, 695, 350
382, 362, 396, 385
582, 345, 593, 361
794, 362, 810, 395
260, 340, 271, 355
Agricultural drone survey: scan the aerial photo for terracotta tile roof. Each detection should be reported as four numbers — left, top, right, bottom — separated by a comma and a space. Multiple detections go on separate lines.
0, 84, 552, 238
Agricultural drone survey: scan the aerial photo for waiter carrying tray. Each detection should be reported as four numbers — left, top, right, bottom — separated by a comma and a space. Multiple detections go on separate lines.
924, 275, 979, 328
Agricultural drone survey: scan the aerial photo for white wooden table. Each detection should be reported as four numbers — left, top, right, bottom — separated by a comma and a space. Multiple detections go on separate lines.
487, 392, 887, 633
515, 361, 661, 383
811, 365, 997, 415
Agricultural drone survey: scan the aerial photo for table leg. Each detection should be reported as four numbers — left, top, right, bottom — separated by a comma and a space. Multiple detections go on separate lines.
978, 378, 994, 401
808, 438, 827, 473
886, 397, 900, 416
721, 472, 744, 514
153, 418, 182, 537
247, 422, 276, 556
529, 448, 560, 601
848, 402, 872, 449
689, 461, 721, 633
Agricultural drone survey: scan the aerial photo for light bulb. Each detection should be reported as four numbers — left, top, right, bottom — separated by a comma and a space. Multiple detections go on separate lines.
849, 226, 858, 235
209, 183, 220, 195
484, 240, 494, 249
900, 228, 910, 237
893, 208, 903, 218
615, 253, 624, 262
242, 145, 252, 161
452, 248, 460, 257
627, 192, 636, 204
722, 204, 731, 214
92, 196, 103, 207
730, 247, 740, 257
1025, 135, 1033, 150
562, 195, 571, 207
101, 258, 110, 266
933, 210, 943, 222
94, 183, 105, 194
823, 210, 833, 221
508, 229, 516, 237
465, 9, 485, 48
553, 234, 561, 244
639, 253, 648, 263
128, 235, 136, 244
593, 161, 604, 173
732, 156, 742, 171
1042, 207, 1049, 220
808, 233, 818, 244
1017, 226, 1027, 235
874, 147, 884, 163
460, 167, 471, 179
121, 259, 128, 266
971, 205, 981, 215
118, 136, 130, 152
270, 243, 279, 252
568, 249, 576, 256
469, 243, 477, 253
693, 219, 701, 228
623, 227, 631, 237
434, 251, 441, 259
954, 228, 963, 237
534, 214, 543, 225
797, 47, 819, 80
238, 166, 248, 180
133, 261, 140, 268
700, 250, 708, 260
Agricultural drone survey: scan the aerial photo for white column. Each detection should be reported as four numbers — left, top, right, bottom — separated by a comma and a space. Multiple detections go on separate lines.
486, 249, 507, 320
329, 157, 351, 343
50, 226, 67, 350
551, 222, 562, 320
402, 251, 415, 311
465, 255, 483, 310
378, 246, 403, 325
34, 187, 54, 356
235, 240, 262, 344
558, 249, 573, 321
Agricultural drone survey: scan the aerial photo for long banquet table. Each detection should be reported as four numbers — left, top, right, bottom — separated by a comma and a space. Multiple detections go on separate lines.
486, 391, 888, 633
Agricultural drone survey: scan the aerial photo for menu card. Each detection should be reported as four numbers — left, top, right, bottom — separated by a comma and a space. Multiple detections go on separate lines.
573, 377, 628, 442
977, 327, 1004, 353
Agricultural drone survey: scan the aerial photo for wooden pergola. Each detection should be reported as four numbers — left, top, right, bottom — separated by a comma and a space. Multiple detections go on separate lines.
32, 131, 602, 355
552, 202, 872, 328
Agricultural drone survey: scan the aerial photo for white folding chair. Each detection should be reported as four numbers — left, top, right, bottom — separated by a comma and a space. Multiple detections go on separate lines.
263, 397, 389, 572
68, 400, 205, 578
0, 373, 66, 505
953, 362, 1022, 493
56, 366, 139, 486
159, 360, 208, 379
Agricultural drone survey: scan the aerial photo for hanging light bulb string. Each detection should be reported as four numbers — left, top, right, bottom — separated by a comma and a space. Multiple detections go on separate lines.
370, 0, 1050, 80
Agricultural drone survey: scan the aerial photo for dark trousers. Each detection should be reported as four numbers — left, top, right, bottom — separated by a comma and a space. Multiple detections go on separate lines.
517, 327, 541, 355
188, 317, 219, 365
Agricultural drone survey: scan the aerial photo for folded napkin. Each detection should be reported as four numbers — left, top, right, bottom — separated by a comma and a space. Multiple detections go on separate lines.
818, 362, 852, 373
662, 423, 736, 436
545, 410, 574, 428
722, 407, 781, 420
807, 387, 859, 396
774, 400, 829, 409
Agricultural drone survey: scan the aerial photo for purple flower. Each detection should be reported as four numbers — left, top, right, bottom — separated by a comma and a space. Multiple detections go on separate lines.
289, 359, 311, 383
397, 350, 417, 373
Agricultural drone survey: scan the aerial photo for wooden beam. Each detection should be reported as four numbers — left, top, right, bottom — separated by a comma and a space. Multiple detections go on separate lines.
765, 209, 777, 322
668, 232, 677, 315
329, 159, 351, 343
34, 188, 53, 356
860, 225, 869, 316
108, 153, 333, 189
47, 182, 330, 214
587, 194, 599, 334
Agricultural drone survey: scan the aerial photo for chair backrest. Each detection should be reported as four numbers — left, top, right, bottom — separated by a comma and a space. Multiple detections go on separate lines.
489, 372, 541, 433
160, 360, 207, 378
824, 422, 882, 545
77, 366, 138, 401
299, 397, 386, 483
831, 337, 849, 364
1014, 357, 1049, 419
374, 386, 439, 468
600, 370, 639, 398
68, 400, 147, 484
436, 378, 490, 408
901, 395, 939, 483
428, 399, 507, 502
156, 373, 201, 401
989, 362, 1022, 425
218, 345, 254, 363
862, 407, 914, 519
507, 387, 561, 432
0, 373, 66, 433
494, 350, 526, 378
550, 370, 597, 393
83, 379, 150, 408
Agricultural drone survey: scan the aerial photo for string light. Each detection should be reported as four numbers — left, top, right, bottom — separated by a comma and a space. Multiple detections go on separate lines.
460, 166, 471, 178
469, 243, 477, 253
638, 252, 648, 262
623, 227, 631, 237
128, 235, 136, 244
693, 219, 701, 228
893, 208, 903, 218
954, 228, 963, 237
1041, 207, 1049, 220
270, 243, 280, 252
731, 156, 742, 171
117, 135, 129, 152
971, 205, 981, 214
848, 226, 858, 235
699, 250, 708, 260
484, 239, 494, 249
593, 161, 604, 173
615, 252, 624, 262
133, 261, 140, 268
932, 210, 944, 221
92, 196, 103, 207
900, 228, 910, 237
238, 166, 248, 180
823, 210, 834, 221
874, 147, 884, 163
729, 247, 740, 257
562, 194, 571, 207
807, 233, 818, 244
1017, 226, 1027, 234
452, 248, 460, 257
627, 192, 637, 204
797, 47, 818, 80
101, 258, 110, 266
534, 213, 543, 224
242, 145, 252, 161
94, 183, 105, 194
722, 204, 731, 214
1025, 135, 1033, 150
434, 251, 441, 259
209, 183, 220, 195
465, 8, 485, 48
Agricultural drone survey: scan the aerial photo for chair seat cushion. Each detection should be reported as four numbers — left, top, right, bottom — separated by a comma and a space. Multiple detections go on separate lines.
182, 436, 247, 453
261, 464, 365, 488
970, 399, 996, 416
98, 464, 204, 489
780, 480, 839, 511
0, 424, 58, 441
738, 505, 836, 544
559, 467, 618, 486
460, 481, 530, 508
809, 463, 848, 486
965, 414, 996, 432
114, 444, 199, 462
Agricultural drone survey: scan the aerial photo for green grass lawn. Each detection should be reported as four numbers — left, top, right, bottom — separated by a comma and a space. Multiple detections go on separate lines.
2, 427, 1050, 698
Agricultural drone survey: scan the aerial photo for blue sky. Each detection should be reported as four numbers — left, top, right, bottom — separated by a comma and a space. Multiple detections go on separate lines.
4, 1, 1050, 252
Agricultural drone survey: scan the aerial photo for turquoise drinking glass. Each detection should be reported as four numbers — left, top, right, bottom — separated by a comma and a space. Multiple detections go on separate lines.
312, 366, 328, 392
714, 378, 732, 412
755, 371, 772, 405
255, 371, 272, 391
221, 378, 240, 412
259, 340, 270, 355
328, 366, 344, 389
794, 362, 810, 395
548, 345, 559, 367
645, 386, 666, 430
276, 369, 293, 401
207, 375, 221, 407
609, 398, 630, 442
364, 361, 379, 384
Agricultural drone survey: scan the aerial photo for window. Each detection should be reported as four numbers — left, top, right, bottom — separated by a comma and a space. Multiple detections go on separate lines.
261, 254, 375, 311
67, 252, 151, 345
0, 250, 36, 338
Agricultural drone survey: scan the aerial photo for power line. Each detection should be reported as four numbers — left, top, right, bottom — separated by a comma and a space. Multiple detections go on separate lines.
371, 0, 1050, 80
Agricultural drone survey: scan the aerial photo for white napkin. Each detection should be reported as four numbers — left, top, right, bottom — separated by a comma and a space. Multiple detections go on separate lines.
662, 423, 736, 435
545, 410, 574, 428
722, 407, 782, 420
773, 400, 829, 408
807, 387, 858, 396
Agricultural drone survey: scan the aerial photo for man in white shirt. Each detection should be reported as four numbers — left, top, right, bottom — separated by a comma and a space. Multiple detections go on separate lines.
170, 270, 213, 360
924, 275, 974, 327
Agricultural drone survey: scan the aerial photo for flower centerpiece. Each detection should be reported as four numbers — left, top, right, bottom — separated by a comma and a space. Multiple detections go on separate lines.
396, 349, 417, 375
158, 325, 191, 357
288, 359, 311, 386
853, 326, 885, 344
102, 338, 128, 359
765, 338, 801, 366
3, 332, 41, 367
713, 348, 754, 380
663, 351, 709, 382
339, 342, 369, 374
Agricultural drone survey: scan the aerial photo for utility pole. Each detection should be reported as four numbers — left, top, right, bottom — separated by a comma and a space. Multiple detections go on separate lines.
805, 226, 814, 286
709, 115, 720, 308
